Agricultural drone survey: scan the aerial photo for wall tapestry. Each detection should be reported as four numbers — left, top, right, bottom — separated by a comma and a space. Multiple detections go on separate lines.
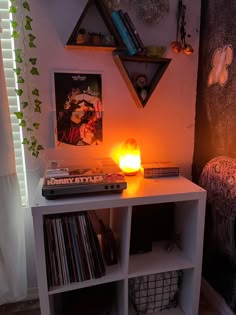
131, 0, 169, 24
54, 72, 103, 147
192, 0, 236, 183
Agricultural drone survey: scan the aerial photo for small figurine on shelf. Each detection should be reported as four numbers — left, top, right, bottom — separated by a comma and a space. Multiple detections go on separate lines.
133, 74, 148, 101
89, 32, 103, 45
103, 34, 115, 46
76, 28, 90, 44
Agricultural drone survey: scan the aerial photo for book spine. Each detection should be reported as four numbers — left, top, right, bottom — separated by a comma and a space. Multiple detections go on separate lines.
123, 11, 145, 53
143, 169, 179, 178
111, 10, 137, 56
63, 216, 78, 283
81, 213, 102, 278
48, 218, 60, 286
78, 214, 95, 279
68, 216, 83, 282
73, 214, 88, 281
57, 218, 70, 284
118, 10, 143, 54
85, 213, 106, 276
75, 215, 91, 281
52, 218, 64, 285
55, 218, 68, 285
44, 219, 54, 287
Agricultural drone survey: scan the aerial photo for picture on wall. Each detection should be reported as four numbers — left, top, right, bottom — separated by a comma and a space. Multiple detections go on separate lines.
54, 72, 103, 147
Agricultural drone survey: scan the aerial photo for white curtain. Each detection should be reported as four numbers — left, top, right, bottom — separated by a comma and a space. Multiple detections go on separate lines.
0, 23, 27, 304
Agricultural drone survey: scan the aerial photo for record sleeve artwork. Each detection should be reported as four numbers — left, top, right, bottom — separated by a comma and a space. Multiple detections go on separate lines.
54, 72, 103, 147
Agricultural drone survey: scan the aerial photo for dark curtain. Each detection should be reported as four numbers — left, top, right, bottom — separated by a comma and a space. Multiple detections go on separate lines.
192, 0, 236, 183
192, 0, 236, 311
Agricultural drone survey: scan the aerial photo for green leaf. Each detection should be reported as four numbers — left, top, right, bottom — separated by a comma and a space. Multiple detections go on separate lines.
14, 49, 22, 62
11, 30, 20, 39
14, 48, 22, 56
28, 34, 36, 48
9, 5, 17, 13
17, 76, 24, 83
15, 55, 23, 63
10, 20, 18, 29
22, 103, 29, 109
37, 145, 44, 151
22, 138, 29, 145
34, 99, 42, 106
34, 105, 41, 113
29, 42, 36, 48
33, 123, 40, 129
19, 120, 26, 127
29, 41, 36, 48
26, 128, 33, 132
25, 21, 32, 30
10, 0, 16, 3
30, 67, 39, 75
15, 89, 23, 96
32, 151, 39, 158
25, 16, 32, 30
31, 139, 37, 146
28, 34, 36, 41
13, 67, 21, 75
14, 111, 23, 119
32, 89, 39, 96
29, 58, 37, 65
23, 1, 30, 11
26, 15, 32, 22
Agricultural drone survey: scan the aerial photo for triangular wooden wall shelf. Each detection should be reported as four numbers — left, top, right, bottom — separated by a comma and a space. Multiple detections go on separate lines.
65, 1, 171, 108
113, 52, 171, 108
66, 0, 124, 51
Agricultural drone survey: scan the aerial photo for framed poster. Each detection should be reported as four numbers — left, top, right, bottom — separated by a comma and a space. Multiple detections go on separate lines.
54, 72, 103, 147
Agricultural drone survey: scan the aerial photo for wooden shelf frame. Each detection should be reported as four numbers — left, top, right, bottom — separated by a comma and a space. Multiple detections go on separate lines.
65, 0, 172, 108
113, 52, 171, 108
66, 0, 125, 51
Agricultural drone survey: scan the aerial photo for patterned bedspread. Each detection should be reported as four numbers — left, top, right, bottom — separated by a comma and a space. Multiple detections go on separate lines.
200, 155, 236, 263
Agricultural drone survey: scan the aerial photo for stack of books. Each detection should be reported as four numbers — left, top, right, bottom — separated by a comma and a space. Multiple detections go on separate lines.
141, 162, 180, 178
44, 212, 106, 288
111, 9, 145, 56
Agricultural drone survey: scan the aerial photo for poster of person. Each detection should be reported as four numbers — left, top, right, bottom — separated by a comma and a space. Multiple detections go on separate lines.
54, 72, 103, 147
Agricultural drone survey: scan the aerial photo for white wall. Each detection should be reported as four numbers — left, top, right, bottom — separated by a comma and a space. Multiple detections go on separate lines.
24, 0, 201, 289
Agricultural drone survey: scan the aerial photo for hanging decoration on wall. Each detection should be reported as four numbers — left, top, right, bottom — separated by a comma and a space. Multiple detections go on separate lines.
208, 45, 233, 87
10, 0, 44, 157
171, 0, 194, 55
131, 0, 169, 24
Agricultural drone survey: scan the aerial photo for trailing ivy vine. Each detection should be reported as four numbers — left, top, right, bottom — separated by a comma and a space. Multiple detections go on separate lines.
9, 0, 44, 157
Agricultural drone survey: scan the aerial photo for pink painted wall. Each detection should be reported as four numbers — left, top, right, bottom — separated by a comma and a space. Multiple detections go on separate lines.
26, 0, 201, 178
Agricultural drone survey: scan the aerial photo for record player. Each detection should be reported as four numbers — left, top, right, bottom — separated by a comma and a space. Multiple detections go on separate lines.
42, 158, 127, 199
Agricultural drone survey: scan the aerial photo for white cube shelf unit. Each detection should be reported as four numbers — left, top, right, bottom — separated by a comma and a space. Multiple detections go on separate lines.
31, 175, 206, 315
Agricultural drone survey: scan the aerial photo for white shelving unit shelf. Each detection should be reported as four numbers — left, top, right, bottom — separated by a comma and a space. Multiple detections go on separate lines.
31, 175, 206, 315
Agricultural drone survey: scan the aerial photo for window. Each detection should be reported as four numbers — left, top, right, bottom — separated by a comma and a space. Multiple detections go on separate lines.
1, 0, 28, 206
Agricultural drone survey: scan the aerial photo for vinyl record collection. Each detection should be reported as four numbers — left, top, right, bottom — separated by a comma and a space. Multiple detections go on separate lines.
44, 212, 106, 288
